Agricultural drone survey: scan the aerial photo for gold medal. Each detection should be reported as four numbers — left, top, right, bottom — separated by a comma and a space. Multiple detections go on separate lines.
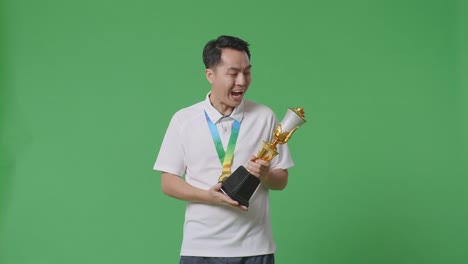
218, 173, 230, 182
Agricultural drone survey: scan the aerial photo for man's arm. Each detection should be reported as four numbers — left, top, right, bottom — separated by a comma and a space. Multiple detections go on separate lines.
161, 172, 248, 211
261, 168, 288, 190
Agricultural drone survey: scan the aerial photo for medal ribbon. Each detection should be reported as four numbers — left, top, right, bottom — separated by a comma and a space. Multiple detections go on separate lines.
204, 111, 240, 181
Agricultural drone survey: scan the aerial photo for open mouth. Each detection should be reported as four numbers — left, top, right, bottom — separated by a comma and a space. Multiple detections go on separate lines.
231, 91, 244, 96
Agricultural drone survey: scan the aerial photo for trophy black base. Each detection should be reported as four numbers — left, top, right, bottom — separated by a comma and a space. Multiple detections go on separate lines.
220, 166, 260, 207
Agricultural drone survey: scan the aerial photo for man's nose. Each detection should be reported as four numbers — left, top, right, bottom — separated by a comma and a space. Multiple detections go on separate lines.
236, 73, 246, 86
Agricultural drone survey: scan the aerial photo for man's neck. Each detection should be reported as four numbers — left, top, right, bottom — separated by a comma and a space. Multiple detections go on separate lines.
209, 96, 234, 116
214, 104, 233, 116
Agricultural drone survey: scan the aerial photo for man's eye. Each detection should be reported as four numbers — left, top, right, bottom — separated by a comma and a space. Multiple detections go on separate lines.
244, 72, 251, 76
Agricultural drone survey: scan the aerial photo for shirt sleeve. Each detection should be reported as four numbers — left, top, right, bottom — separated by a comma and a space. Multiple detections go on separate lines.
153, 113, 186, 177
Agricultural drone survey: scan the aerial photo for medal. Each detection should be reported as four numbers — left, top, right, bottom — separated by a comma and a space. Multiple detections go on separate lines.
218, 173, 231, 182
205, 111, 241, 183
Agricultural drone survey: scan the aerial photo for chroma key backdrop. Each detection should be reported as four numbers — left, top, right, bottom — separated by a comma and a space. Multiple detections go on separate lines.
1, 0, 467, 263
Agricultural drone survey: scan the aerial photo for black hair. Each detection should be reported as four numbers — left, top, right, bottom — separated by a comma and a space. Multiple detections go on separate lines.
202, 35, 251, 69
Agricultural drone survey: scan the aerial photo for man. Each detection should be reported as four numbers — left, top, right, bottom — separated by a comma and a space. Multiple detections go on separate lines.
154, 35, 294, 264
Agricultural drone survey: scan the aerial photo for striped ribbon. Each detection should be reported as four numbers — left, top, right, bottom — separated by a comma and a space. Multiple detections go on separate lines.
204, 111, 240, 181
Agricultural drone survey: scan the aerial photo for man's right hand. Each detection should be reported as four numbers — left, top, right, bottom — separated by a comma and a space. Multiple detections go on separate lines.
208, 183, 248, 211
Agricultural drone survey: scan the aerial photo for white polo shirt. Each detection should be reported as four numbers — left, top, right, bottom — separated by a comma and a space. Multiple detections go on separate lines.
154, 94, 294, 257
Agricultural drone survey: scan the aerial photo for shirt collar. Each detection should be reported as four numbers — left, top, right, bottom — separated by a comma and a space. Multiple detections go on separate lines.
203, 92, 245, 124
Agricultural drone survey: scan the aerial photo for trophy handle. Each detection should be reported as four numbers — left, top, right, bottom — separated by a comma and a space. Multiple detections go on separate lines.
283, 126, 299, 143
273, 125, 299, 145
256, 125, 299, 161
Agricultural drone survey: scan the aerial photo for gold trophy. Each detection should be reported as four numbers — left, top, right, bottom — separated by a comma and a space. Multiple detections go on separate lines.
221, 107, 306, 207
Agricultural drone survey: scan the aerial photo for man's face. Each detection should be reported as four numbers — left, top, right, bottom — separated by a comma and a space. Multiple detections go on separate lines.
206, 48, 251, 115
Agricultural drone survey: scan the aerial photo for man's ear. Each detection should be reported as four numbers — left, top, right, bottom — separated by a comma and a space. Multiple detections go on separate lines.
205, 68, 214, 84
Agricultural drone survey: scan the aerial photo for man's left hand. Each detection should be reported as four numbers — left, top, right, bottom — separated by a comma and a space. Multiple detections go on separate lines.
246, 155, 270, 181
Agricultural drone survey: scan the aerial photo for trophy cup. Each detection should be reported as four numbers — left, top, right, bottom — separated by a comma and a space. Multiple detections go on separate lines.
220, 107, 306, 207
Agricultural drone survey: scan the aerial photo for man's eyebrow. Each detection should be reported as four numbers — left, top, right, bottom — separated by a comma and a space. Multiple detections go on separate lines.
227, 65, 252, 71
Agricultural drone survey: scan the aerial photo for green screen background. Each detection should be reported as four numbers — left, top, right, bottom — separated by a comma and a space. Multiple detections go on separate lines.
1, 0, 467, 263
